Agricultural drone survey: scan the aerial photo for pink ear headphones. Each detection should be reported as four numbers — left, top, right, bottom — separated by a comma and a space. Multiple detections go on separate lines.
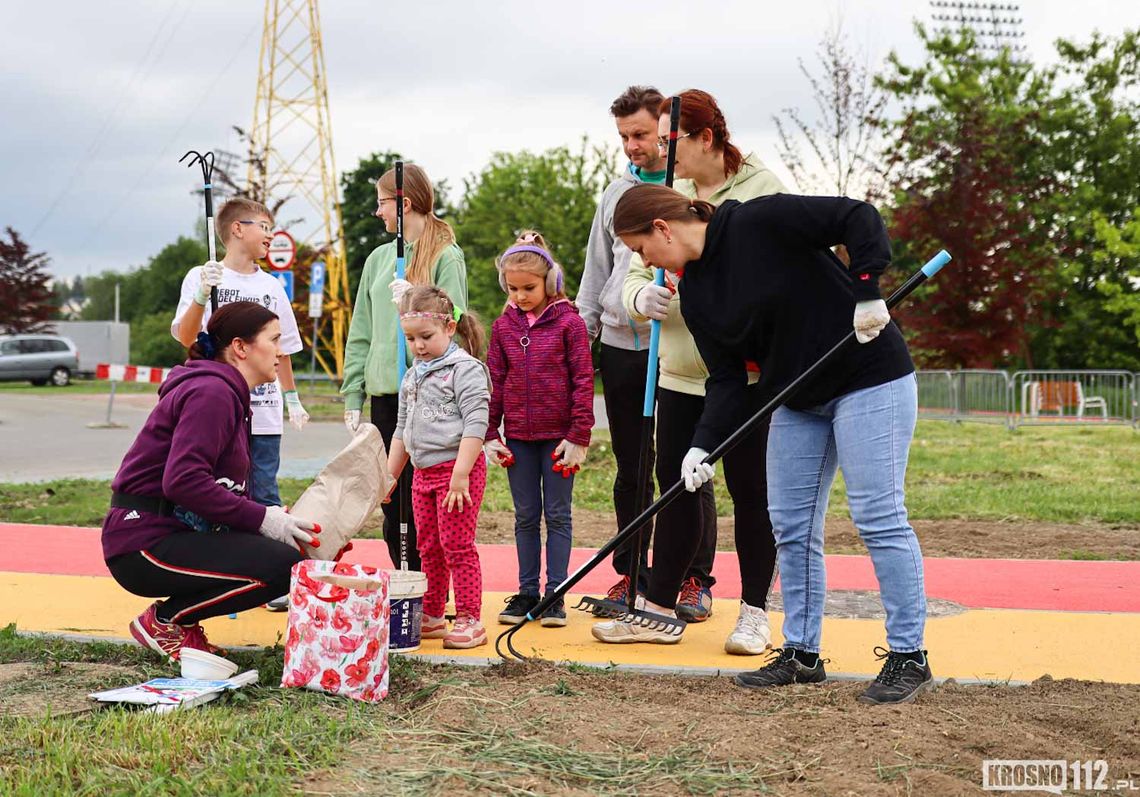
497, 242, 564, 295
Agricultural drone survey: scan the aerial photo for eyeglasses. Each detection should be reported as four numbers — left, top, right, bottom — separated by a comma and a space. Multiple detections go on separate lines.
238, 220, 273, 233
657, 131, 696, 150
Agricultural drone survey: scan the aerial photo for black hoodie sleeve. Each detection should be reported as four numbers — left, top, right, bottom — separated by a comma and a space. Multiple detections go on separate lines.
689, 320, 753, 453
767, 195, 893, 301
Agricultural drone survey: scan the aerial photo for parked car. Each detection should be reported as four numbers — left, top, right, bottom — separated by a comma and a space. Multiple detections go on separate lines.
0, 334, 80, 386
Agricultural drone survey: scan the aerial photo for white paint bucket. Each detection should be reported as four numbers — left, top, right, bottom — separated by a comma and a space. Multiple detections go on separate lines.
386, 569, 427, 653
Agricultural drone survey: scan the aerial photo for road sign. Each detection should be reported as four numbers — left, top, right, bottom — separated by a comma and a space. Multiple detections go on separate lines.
272, 270, 294, 301
267, 230, 296, 271
308, 260, 325, 319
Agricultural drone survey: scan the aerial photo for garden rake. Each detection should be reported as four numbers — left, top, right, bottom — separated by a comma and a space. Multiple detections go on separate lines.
179, 149, 218, 312
496, 249, 953, 661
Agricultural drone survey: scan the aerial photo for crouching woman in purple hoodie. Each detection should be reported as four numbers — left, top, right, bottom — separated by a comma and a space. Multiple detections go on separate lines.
102, 301, 319, 662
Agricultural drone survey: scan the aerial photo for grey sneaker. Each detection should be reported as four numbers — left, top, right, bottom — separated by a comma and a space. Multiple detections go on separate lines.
265, 595, 289, 612
734, 647, 827, 689
858, 648, 933, 705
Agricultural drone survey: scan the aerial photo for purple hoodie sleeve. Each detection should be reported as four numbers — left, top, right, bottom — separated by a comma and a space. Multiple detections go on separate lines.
485, 322, 507, 443
162, 388, 267, 533
564, 314, 595, 446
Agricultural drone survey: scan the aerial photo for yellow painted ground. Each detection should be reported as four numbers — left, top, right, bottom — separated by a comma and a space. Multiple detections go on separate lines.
4, 572, 1138, 684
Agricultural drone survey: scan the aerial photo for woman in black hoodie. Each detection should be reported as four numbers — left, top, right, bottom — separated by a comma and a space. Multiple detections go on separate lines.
612, 184, 932, 706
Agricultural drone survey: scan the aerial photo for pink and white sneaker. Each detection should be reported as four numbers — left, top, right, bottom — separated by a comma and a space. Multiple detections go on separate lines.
443, 615, 487, 649
129, 602, 188, 662
421, 615, 448, 639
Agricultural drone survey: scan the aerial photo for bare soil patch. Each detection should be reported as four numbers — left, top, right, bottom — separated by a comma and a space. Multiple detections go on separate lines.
305, 661, 1140, 795
0, 661, 141, 717
477, 510, 1140, 561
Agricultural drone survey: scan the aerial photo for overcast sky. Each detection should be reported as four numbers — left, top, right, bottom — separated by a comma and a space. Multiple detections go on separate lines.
3, 0, 1134, 280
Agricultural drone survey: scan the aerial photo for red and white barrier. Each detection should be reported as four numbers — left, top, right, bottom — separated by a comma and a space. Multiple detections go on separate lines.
95, 363, 171, 384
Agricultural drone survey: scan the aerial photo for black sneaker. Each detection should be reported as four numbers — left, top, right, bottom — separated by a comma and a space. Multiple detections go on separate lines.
734, 647, 827, 689
498, 593, 540, 625
540, 594, 567, 627
858, 648, 933, 705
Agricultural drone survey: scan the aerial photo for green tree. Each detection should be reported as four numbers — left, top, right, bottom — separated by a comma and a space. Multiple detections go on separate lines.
1028, 31, 1140, 370
131, 310, 187, 367
453, 138, 617, 325
339, 151, 452, 298
1094, 209, 1140, 348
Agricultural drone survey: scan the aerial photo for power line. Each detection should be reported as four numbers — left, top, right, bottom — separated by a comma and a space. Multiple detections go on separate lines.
30, 0, 194, 237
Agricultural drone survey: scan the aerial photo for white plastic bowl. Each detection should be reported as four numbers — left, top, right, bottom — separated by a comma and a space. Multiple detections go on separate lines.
180, 647, 239, 680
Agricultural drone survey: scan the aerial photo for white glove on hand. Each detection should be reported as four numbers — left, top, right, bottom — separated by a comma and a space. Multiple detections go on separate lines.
483, 439, 513, 467
552, 439, 587, 476
259, 505, 319, 551
194, 260, 224, 306
344, 409, 361, 434
633, 283, 673, 321
284, 390, 309, 431
681, 447, 715, 492
388, 278, 412, 306
853, 299, 890, 344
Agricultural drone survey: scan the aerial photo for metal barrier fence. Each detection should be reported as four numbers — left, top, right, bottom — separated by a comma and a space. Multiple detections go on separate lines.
917, 369, 1138, 428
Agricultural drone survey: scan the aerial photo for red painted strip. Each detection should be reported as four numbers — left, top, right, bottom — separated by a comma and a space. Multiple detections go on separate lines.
1, 523, 1136, 613
96, 364, 109, 379
124, 366, 138, 382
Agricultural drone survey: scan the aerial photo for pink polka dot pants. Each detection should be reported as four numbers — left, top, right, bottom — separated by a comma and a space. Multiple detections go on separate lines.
412, 456, 486, 621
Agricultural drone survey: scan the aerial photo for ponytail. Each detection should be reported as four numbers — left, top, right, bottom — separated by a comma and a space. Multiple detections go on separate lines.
398, 284, 485, 360
377, 164, 455, 285
188, 301, 278, 361
613, 184, 716, 237
659, 89, 742, 178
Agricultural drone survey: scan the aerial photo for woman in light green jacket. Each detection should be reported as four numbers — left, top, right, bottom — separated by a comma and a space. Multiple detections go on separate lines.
596, 89, 784, 653
341, 163, 468, 571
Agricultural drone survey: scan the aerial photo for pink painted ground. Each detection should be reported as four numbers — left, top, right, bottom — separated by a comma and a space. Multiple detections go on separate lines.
5, 523, 1137, 613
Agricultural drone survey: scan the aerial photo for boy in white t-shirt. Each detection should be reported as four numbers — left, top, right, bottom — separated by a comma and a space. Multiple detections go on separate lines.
172, 197, 308, 509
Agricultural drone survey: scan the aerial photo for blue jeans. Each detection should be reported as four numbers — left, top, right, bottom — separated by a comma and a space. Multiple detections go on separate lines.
505, 439, 574, 595
767, 374, 925, 653
249, 434, 282, 507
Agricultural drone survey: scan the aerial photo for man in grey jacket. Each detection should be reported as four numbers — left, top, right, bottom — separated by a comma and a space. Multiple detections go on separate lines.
578, 85, 714, 610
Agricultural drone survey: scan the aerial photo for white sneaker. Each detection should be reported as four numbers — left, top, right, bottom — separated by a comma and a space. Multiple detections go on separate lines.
591, 598, 683, 645
724, 602, 771, 655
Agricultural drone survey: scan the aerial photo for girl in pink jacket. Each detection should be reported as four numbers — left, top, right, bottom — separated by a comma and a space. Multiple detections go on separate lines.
484, 231, 595, 628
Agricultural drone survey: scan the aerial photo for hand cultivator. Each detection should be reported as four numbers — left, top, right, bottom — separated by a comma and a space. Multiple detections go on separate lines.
179, 149, 218, 312
495, 250, 952, 662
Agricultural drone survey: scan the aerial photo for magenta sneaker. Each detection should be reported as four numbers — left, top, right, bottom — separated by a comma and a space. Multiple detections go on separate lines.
129, 602, 188, 661
181, 623, 226, 657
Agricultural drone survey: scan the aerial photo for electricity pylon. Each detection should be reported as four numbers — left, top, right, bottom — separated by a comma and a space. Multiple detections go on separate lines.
930, 1, 1028, 58
247, 0, 350, 378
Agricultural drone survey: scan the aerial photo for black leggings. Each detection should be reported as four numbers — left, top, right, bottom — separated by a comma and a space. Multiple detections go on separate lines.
106, 532, 303, 625
647, 387, 776, 610
600, 345, 715, 590
372, 394, 421, 571
599, 344, 653, 590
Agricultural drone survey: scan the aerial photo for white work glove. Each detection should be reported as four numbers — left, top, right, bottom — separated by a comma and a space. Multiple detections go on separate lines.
284, 390, 309, 431
259, 505, 320, 551
552, 439, 587, 477
853, 299, 890, 344
344, 409, 361, 434
484, 439, 514, 467
681, 447, 715, 492
194, 260, 224, 306
389, 278, 412, 305
633, 283, 673, 321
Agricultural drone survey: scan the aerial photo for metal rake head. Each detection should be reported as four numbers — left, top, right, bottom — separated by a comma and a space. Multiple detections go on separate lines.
572, 596, 687, 636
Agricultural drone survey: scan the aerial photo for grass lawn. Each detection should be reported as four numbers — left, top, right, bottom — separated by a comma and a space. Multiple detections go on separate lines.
1, 422, 1137, 528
